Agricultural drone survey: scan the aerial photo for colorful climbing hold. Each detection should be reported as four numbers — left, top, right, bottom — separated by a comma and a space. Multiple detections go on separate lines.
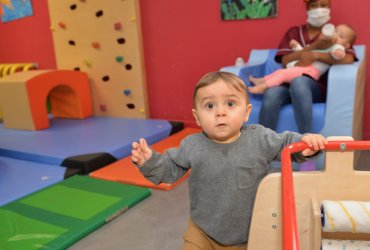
114, 22, 122, 30
100, 104, 107, 112
115, 56, 124, 62
83, 59, 92, 68
123, 89, 131, 96
92, 42, 101, 49
58, 22, 66, 29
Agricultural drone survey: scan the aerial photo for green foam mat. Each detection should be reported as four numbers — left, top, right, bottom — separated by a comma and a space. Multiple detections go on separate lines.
0, 175, 151, 250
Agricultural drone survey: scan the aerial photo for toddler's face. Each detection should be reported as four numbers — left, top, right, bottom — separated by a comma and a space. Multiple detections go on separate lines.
192, 79, 252, 144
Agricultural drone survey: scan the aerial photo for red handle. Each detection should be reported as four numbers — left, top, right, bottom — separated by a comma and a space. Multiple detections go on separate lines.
281, 140, 370, 250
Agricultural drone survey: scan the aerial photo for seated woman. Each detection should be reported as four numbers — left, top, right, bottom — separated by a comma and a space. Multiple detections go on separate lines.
258, 0, 357, 134
248, 24, 356, 94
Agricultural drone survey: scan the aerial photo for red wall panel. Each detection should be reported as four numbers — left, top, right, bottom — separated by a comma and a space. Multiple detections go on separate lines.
0, 1, 56, 69
1, 0, 369, 138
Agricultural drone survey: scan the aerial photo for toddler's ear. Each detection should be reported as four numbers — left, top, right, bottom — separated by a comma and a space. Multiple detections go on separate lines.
192, 109, 201, 126
244, 104, 253, 122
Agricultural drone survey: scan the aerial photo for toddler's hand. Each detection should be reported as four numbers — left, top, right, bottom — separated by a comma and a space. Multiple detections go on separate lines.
131, 138, 153, 166
300, 134, 328, 156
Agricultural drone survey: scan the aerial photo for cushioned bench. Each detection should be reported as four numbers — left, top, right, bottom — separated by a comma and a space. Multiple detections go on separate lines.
220, 45, 366, 139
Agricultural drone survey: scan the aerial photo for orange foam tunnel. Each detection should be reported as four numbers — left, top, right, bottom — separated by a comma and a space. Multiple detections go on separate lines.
0, 70, 92, 130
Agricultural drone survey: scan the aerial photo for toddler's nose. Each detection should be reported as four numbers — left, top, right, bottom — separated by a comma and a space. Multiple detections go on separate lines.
216, 106, 227, 116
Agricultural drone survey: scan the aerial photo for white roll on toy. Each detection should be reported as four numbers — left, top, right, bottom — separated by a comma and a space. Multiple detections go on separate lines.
322, 239, 370, 250
321, 200, 370, 233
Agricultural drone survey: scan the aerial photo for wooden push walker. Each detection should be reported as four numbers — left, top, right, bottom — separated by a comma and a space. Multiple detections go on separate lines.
248, 137, 370, 250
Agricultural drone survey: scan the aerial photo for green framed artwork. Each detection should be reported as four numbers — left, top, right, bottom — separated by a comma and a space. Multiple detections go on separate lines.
221, 0, 277, 20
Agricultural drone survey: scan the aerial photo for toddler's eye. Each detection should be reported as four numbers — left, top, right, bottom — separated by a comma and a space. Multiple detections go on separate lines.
227, 101, 236, 107
206, 103, 215, 109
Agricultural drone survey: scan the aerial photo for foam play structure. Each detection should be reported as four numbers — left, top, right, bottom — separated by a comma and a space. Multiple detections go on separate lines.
0, 117, 172, 167
91, 127, 201, 190
0, 69, 92, 130
0, 156, 74, 206
220, 45, 366, 140
0, 63, 38, 120
247, 137, 370, 250
0, 175, 151, 249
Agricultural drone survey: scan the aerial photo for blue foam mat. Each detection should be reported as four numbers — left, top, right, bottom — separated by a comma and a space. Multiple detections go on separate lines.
0, 156, 66, 206
0, 117, 172, 165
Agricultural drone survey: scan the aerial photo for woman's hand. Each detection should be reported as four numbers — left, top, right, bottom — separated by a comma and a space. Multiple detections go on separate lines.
311, 34, 335, 50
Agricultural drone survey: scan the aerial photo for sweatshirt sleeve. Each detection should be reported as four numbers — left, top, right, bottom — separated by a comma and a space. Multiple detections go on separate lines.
261, 127, 305, 162
138, 137, 192, 185
262, 127, 322, 163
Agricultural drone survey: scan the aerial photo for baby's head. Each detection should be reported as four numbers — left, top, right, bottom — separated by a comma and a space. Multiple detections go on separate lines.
193, 71, 250, 109
192, 72, 252, 144
335, 24, 356, 48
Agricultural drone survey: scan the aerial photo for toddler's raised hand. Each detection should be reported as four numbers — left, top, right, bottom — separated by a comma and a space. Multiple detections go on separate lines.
131, 138, 153, 166
301, 134, 328, 157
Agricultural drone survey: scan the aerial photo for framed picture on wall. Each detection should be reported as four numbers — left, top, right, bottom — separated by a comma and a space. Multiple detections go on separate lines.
221, 0, 277, 20
0, 0, 33, 23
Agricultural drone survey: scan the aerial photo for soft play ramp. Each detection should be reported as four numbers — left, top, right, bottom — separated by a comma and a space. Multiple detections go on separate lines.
90, 127, 201, 190
0, 117, 172, 171
0, 156, 74, 206
0, 175, 151, 250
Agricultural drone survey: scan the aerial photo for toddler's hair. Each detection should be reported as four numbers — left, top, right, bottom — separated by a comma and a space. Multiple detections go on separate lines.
193, 71, 249, 108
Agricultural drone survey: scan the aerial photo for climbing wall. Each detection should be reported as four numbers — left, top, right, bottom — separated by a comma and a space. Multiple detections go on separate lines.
47, 0, 148, 118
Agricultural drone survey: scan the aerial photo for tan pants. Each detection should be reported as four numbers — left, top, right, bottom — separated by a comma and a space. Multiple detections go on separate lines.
183, 219, 248, 250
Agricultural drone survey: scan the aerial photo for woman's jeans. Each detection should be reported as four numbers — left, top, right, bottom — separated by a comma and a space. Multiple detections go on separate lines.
259, 76, 322, 133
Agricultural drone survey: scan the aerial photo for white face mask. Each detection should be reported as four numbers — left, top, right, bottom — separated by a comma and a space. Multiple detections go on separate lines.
307, 8, 331, 27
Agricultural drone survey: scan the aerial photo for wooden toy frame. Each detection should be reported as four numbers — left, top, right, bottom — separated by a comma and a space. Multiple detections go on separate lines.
248, 137, 370, 250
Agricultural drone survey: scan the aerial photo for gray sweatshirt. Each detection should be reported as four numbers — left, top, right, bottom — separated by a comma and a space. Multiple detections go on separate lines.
139, 124, 306, 245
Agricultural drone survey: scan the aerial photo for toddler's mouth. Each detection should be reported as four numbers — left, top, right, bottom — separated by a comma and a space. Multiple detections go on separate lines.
217, 123, 227, 127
